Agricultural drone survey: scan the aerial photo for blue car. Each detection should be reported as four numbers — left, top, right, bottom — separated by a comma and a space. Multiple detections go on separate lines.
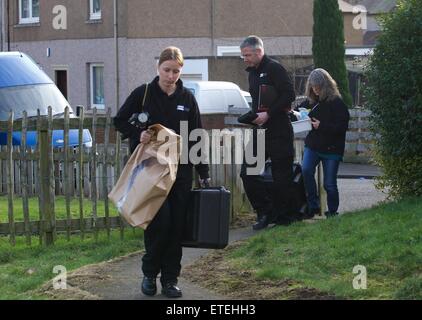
0, 52, 92, 147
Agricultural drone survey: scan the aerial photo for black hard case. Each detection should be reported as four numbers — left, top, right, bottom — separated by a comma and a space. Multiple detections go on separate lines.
182, 187, 230, 249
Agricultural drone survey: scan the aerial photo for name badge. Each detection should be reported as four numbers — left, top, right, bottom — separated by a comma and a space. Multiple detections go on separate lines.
177, 105, 189, 112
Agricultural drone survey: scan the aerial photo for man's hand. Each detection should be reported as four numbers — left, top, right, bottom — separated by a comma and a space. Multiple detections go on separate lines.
199, 178, 211, 188
252, 112, 269, 126
311, 117, 320, 130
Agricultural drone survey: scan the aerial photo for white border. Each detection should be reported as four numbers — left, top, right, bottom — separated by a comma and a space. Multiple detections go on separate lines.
89, 0, 101, 20
19, 0, 40, 24
217, 46, 241, 57
90, 63, 105, 109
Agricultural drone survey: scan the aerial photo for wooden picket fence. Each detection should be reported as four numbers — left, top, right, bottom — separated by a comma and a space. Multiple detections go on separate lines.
0, 106, 308, 247
0, 107, 130, 246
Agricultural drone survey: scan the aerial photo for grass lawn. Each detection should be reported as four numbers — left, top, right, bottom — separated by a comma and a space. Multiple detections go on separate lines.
186, 197, 422, 299
0, 228, 144, 300
0, 196, 119, 223
0, 195, 142, 300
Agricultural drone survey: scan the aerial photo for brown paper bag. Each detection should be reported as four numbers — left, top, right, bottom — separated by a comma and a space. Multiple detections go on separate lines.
108, 124, 180, 229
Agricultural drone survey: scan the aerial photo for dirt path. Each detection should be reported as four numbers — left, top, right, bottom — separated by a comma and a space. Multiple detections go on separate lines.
37, 178, 387, 300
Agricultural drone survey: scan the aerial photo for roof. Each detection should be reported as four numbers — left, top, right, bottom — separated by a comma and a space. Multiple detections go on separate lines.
363, 30, 380, 46
183, 81, 241, 90
345, 47, 374, 56
338, 0, 397, 14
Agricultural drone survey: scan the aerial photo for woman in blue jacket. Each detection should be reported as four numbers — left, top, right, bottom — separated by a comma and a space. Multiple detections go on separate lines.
302, 68, 350, 218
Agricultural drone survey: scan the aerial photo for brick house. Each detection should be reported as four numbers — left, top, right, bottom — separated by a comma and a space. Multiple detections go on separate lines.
1, 0, 314, 115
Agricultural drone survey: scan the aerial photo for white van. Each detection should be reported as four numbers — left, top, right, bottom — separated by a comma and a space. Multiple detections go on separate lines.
184, 81, 251, 114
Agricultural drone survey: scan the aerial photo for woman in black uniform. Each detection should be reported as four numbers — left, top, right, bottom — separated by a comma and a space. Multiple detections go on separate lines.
114, 46, 210, 298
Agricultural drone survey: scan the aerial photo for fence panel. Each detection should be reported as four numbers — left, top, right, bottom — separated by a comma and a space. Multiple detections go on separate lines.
1, 106, 346, 246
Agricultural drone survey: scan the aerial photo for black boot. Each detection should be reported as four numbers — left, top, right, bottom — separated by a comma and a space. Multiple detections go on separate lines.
253, 215, 269, 230
325, 211, 339, 218
161, 281, 182, 298
141, 276, 157, 296
304, 207, 321, 219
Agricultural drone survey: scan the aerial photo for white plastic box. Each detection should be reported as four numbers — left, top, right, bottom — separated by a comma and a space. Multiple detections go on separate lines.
292, 119, 312, 133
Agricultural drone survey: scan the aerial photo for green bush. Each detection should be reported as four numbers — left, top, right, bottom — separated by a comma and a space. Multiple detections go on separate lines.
365, 0, 422, 198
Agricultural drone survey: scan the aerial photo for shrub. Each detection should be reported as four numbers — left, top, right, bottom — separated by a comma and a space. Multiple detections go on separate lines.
365, 0, 422, 198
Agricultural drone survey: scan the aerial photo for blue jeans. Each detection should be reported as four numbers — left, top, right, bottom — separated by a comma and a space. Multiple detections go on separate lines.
302, 147, 340, 213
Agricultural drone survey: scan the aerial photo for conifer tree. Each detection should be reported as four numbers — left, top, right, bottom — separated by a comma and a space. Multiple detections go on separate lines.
313, 0, 352, 106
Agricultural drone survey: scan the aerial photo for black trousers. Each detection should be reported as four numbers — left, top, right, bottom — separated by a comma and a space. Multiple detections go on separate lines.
240, 131, 294, 223
142, 178, 191, 284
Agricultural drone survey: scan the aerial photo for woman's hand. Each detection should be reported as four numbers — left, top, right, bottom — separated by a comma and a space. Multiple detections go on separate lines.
140, 130, 152, 144
311, 117, 320, 130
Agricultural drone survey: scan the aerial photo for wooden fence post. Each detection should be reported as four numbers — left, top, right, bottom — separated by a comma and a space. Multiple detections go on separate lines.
78, 108, 85, 240
318, 163, 327, 216
103, 108, 112, 238
39, 117, 55, 246
7, 111, 15, 246
91, 108, 98, 241
21, 111, 31, 246
64, 107, 71, 241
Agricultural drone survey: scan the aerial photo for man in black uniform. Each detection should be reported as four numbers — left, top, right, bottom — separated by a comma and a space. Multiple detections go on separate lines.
240, 35, 296, 230
114, 47, 209, 298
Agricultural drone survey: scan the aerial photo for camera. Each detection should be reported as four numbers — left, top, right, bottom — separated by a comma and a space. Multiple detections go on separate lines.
128, 112, 150, 129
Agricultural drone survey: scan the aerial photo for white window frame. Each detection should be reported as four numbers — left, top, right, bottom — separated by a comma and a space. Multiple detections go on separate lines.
89, 0, 101, 20
217, 46, 241, 57
90, 63, 105, 109
182, 59, 209, 81
19, 0, 40, 24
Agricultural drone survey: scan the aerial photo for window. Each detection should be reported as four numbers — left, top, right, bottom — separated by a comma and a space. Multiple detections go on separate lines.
90, 64, 105, 109
19, 0, 40, 24
217, 46, 241, 57
89, 0, 101, 20
181, 59, 209, 81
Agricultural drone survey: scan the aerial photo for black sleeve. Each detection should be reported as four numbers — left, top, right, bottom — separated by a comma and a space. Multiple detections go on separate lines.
188, 94, 210, 180
113, 85, 146, 141
267, 63, 296, 117
318, 99, 350, 134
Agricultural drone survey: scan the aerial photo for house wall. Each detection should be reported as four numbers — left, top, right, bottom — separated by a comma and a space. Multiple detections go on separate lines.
11, 38, 128, 112
208, 55, 314, 92
126, 0, 313, 39
343, 13, 365, 46
8, 0, 126, 41
6, 0, 314, 114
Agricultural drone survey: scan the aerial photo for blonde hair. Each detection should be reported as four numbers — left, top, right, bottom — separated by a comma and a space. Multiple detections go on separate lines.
305, 68, 341, 103
158, 46, 184, 67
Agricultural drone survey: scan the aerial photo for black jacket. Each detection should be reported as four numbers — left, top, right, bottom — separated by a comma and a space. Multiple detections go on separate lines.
114, 76, 209, 180
305, 96, 350, 156
247, 55, 296, 156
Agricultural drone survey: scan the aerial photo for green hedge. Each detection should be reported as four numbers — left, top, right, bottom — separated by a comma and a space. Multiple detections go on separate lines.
365, 0, 422, 198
